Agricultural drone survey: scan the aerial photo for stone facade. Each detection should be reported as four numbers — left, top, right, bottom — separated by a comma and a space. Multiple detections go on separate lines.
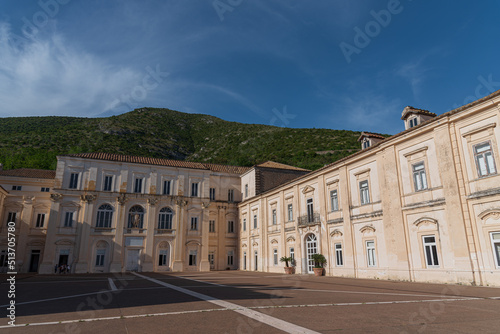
0, 155, 248, 274
238, 90, 500, 286
1, 90, 500, 286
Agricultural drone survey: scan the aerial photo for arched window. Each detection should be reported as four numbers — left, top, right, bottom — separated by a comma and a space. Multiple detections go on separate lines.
128, 205, 144, 228
96, 204, 113, 228
158, 207, 173, 230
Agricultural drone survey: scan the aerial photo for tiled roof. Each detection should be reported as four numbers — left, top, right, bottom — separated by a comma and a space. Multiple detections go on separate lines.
64, 153, 251, 175
201, 163, 251, 175
357, 132, 386, 141
0, 169, 56, 179
255, 161, 310, 172
401, 106, 436, 120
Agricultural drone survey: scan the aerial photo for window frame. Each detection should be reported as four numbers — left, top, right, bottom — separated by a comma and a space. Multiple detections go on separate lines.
228, 189, 234, 203
95, 249, 105, 267
134, 177, 143, 193
273, 249, 278, 266
227, 220, 234, 233
422, 235, 440, 268
103, 175, 113, 192
359, 180, 370, 205
287, 204, 293, 221
490, 232, 500, 268
330, 189, 339, 212
35, 213, 45, 228
191, 182, 199, 197
64, 211, 74, 228
209, 188, 216, 201
366, 240, 377, 267
272, 209, 277, 225
190, 217, 198, 231
335, 243, 344, 267
209, 220, 216, 233
306, 198, 314, 222
253, 214, 257, 229
474, 141, 497, 177
412, 161, 428, 192
163, 180, 171, 195
69, 173, 79, 189
96, 204, 113, 228
242, 218, 246, 231
158, 207, 173, 230
227, 250, 234, 266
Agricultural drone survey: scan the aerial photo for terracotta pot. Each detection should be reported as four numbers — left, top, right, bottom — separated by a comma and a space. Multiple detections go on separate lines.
313, 267, 324, 276
284, 267, 294, 274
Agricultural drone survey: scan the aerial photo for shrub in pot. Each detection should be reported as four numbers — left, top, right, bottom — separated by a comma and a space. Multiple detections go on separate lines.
311, 253, 326, 276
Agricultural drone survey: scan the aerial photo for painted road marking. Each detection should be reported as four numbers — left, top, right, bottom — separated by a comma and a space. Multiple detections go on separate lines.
133, 272, 320, 334
108, 277, 118, 291
0, 296, 487, 330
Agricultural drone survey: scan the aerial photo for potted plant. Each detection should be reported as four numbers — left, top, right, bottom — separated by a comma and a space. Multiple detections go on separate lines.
280, 256, 294, 274
311, 253, 326, 276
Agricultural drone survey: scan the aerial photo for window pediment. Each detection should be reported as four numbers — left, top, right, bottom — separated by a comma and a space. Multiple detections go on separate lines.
302, 185, 315, 194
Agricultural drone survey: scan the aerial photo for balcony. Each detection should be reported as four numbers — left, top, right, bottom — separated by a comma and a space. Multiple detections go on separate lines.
298, 212, 321, 227
124, 228, 146, 234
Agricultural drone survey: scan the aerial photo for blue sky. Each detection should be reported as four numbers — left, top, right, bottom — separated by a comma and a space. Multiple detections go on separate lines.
0, 0, 499, 134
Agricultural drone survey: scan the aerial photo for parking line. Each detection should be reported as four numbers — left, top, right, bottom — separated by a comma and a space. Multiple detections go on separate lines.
132, 272, 320, 334
108, 278, 118, 291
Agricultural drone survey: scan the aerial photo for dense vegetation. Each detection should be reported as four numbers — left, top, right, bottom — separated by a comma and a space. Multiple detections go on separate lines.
0, 107, 374, 171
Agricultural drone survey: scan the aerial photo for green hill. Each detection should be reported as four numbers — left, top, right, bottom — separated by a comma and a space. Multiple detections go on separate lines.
0, 108, 370, 171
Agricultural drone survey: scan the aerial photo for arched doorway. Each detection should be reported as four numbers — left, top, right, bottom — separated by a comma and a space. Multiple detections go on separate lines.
306, 234, 318, 273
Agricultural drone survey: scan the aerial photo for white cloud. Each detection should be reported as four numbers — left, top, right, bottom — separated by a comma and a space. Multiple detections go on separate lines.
0, 22, 142, 117
335, 93, 402, 133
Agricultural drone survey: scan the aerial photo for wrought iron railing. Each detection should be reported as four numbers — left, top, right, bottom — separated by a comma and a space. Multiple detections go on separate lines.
298, 212, 321, 226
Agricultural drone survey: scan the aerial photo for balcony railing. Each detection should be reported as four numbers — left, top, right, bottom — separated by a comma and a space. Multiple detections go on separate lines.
155, 229, 176, 236
298, 212, 321, 226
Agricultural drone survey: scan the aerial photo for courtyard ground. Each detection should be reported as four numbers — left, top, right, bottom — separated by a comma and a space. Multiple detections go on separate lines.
1, 271, 499, 333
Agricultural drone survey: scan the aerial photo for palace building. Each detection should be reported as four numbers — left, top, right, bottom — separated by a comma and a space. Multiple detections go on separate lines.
1, 89, 500, 286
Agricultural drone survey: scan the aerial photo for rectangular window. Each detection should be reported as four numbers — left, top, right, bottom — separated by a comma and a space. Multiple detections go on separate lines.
209, 220, 215, 233
409, 117, 419, 128
254, 251, 258, 271
363, 140, 370, 149
253, 214, 257, 229
191, 183, 199, 197
366, 240, 376, 267
287, 204, 293, 221
273, 249, 278, 266
41, 187, 50, 192
412, 162, 428, 191
243, 218, 246, 231
159, 250, 168, 266
95, 249, 105, 267
11, 185, 22, 191
290, 247, 295, 261
69, 173, 79, 189
227, 221, 234, 233
307, 198, 314, 222
245, 184, 248, 198
35, 213, 45, 228
208, 252, 214, 266
64, 212, 74, 227
190, 217, 198, 230
474, 141, 497, 177
209, 188, 216, 201
330, 190, 339, 211
227, 251, 234, 266
189, 251, 197, 266
335, 243, 343, 266
272, 209, 277, 225
134, 177, 143, 193
243, 251, 247, 270
228, 189, 234, 203
7, 212, 16, 225
163, 180, 171, 195
103, 176, 113, 191
491, 232, 500, 268
360, 180, 370, 205
423, 235, 439, 267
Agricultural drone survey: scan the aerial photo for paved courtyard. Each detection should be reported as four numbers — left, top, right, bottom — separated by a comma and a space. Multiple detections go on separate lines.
1, 271, 500, 333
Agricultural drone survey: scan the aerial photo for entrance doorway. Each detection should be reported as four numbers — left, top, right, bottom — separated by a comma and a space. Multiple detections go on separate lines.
306, 234, 318, 273
29, 250, 41, 272
126, 249, 140, 271
58, 254, 69, 266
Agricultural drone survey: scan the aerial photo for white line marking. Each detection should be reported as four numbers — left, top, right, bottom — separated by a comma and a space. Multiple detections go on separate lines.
133, 272, 320, 334
0, 296, 487, 330
108, 278, 117, 291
